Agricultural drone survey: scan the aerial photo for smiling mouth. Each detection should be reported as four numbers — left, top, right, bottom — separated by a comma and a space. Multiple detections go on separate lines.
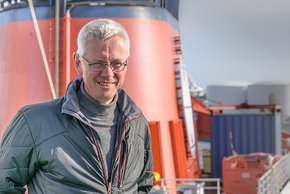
98, 82, 115, 87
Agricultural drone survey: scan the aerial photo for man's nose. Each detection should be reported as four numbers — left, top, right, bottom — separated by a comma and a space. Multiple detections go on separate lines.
101, 65, 114, 76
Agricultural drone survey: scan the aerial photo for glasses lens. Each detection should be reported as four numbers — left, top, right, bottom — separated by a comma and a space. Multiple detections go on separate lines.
90, 63, 103, 72
111, 63, 125, 72
84, 57, 127, 72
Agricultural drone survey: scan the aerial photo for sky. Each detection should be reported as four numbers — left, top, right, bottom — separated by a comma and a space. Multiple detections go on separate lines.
179, 0, 290, 89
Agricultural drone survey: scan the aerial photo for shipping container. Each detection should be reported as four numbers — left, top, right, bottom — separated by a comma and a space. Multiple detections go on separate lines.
209, 104, 282, 178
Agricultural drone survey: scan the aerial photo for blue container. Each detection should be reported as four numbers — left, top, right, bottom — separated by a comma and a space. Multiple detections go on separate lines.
210, 112, 281, 178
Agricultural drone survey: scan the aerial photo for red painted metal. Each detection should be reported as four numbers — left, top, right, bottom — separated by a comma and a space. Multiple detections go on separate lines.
223, 153, 279, 194
191, 97, 211, 140
169, 120, 188, 178
149, 121, 164, 182
282, 130, 290, 154
169, 120, 201, 178
0, 20, 58, 137
209, 103, 281, 114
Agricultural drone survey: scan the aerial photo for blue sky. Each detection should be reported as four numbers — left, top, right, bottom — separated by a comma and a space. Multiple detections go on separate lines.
179, 0, 290, 89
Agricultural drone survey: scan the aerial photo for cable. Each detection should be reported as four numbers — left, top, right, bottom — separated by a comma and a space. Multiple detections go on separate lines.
27, 0, 57, 99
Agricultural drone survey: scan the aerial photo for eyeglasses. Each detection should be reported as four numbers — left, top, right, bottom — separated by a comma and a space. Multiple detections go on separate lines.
81, 56, 128, 72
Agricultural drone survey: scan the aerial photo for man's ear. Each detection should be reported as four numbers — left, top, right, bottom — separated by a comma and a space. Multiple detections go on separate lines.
73, 52, 82, 74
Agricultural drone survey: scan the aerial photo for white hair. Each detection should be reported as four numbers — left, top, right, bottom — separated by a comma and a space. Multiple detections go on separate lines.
76, 19, 130, 56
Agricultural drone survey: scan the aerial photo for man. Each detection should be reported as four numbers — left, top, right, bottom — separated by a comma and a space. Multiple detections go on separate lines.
0, 19, 153, 194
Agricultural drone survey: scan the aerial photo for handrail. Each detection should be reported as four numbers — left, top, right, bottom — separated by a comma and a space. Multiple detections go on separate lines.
150, 178, 221, 194
66, 0, 157, 8
257, 153, 290, 194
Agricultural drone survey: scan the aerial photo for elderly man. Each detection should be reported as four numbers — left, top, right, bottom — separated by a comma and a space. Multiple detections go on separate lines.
0, 19, 153, 194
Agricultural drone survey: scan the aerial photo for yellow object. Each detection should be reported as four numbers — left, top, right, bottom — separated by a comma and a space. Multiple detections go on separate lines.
153, 172, 160, 182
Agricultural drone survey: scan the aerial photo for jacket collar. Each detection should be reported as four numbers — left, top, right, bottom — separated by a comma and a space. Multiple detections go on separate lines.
61, 77, 141, 121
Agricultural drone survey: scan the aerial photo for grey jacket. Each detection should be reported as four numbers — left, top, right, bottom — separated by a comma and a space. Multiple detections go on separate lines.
0, 78, 154, 194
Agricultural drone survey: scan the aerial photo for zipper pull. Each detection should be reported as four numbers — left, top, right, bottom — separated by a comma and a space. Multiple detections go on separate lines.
117, 180, 123, 190
108, 182, 112, 194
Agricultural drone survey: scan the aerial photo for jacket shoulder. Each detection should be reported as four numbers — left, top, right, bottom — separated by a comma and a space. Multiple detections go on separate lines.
21, 97, 63, 114
19, 97, 71, 144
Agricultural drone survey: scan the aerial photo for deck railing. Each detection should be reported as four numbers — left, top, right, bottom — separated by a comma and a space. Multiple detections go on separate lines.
150, 178, 221, 194
257, 153, 290, 194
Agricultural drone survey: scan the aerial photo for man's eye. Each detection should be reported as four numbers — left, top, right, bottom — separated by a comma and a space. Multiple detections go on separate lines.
92, 63, 104, 67
112, 63, 122, 68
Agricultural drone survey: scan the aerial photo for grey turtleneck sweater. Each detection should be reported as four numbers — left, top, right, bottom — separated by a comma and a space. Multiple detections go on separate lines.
77, 83, 119, 179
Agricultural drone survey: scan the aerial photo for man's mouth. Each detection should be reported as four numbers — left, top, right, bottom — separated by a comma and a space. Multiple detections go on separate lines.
98, 82, 115, 87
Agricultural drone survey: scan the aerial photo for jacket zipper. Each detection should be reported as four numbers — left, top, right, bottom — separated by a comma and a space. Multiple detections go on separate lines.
89, 118, 126, 193
89, 127, 110, 193
119, 141, 129, 189
117, 114, 141, 190
116, 124, 126, 190
90, 113, 141, 193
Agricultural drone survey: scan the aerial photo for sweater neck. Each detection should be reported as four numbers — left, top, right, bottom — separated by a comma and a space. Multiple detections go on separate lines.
77, 83, 118, 119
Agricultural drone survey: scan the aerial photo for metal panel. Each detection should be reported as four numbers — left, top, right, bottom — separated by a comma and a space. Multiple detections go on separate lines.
149, 121, 164, 180
169, 120, 187, 178
0, 6, 56, 137
211, 113, 281, 178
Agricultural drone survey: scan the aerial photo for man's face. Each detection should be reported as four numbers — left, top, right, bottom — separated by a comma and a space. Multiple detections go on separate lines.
74, 35, 129, 104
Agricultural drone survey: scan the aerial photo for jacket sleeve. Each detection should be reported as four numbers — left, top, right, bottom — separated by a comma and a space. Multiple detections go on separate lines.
137, 122, 154, 193
0, 109, 37, 193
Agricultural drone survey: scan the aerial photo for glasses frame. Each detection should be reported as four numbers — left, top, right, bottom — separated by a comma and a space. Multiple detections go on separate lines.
81, 56, 128, 72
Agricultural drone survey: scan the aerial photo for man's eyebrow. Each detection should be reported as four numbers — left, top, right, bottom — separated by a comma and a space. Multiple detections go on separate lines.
92, 59, 124, 63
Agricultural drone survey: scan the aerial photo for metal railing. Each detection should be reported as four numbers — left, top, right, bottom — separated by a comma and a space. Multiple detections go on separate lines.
257, 153, 290, 194
150, 178, 221, 194
66, 0, 157, 7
